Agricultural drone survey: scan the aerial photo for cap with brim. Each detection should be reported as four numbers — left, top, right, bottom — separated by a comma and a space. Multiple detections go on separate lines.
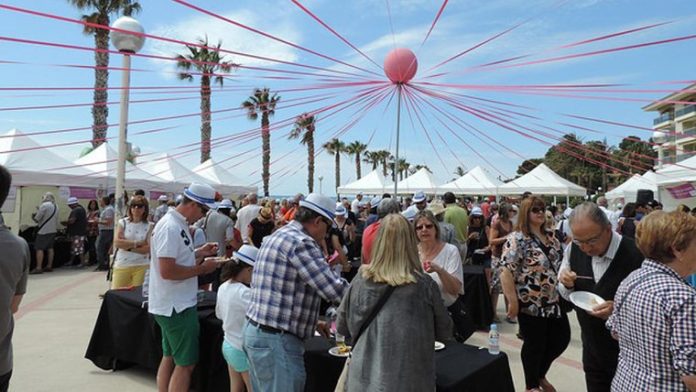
217, 199, 233, 209
370, 196, 382, 207
233, 244, 258, 267
402, 207, 417, 221
183, 183, 218, 209
299, 193, 336, 224
158, 195, 168, 202
428, 201, 446, 216
413, 191, 426, 203
67, 197, 79, 205
259, 207, 272, 220
470, 206, 483, 216
335, 205, 348, 217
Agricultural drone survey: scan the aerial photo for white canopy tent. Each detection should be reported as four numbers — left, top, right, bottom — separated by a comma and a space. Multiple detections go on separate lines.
395, 168, 439, 195
74, 142, 168, 191
498, 163, 586, 197
336, 170, 392, 195
193, 159, 257, 195
655, 156, 696, 210
137, 153, 213, 192
438, 166, 502, 195
0, 129, 96, 187
605, 171, 658, 203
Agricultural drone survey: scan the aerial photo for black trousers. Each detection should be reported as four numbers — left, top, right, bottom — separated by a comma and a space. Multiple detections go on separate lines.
0, 370, 11, 392
583, 342, 618, 392
517, 312, 571, 389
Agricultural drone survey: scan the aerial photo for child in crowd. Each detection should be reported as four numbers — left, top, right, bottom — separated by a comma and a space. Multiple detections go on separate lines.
215, 245, 257, 392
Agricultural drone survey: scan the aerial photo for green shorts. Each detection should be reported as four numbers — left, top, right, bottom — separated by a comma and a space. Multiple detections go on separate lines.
154, 307, 199, 366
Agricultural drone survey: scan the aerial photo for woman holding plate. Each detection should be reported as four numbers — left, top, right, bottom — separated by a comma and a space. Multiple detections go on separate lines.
500, 196, 569, 392
336, 214, 452, 391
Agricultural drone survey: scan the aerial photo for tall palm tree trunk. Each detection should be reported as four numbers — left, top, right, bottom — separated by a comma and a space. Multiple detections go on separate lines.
372, 161, 377, 170
335, 152, 341, 198
381, 159, 387, 177
355, 153, 361, 179
307, 131, 314, 193
200, 75, 211, 163
261, 114, 271, 197
92, 25, 110, 148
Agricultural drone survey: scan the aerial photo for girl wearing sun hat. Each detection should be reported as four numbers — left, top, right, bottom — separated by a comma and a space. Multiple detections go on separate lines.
216, 245, 257, 392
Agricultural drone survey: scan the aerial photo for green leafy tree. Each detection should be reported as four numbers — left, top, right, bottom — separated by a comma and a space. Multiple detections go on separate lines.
362, 151, 380, 171
177, 37, 237, 163
289, 113, 316, 193
613, 136, 657, 176
68, 0, 141, 148
242, 88, 280, 196
517, 158, 543, 175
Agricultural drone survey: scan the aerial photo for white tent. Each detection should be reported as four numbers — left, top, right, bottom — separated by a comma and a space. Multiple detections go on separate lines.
395, 168, 439, 194
655, 156, 696, 210
605, 171, 658, 203
0, 129, 96, 186
137, 153, 213, 192
438, 166, 502, 195
193, 159, 257, 195
74, 142, 168, 191
336, 170, 392, 195
498, 163, 586, 196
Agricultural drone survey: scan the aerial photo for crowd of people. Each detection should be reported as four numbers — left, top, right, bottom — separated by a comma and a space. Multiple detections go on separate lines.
1, 162, 696, 391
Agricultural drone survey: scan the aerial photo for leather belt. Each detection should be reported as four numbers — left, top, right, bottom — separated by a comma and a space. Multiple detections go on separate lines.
247, 318, 286, 335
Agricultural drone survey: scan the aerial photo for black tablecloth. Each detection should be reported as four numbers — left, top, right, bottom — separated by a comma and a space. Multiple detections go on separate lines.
87, 288, 513, 392
462, 265, 494, 330
304, 336, 514, 392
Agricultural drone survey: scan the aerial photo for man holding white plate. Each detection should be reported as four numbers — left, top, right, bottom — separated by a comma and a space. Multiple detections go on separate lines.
558, 202, 643, 392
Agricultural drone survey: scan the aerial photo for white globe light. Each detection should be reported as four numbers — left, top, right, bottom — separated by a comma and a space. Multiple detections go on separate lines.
111, 16, 145, 53
652, 130, 666, 140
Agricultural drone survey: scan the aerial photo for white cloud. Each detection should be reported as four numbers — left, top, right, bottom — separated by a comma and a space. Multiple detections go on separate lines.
146, 6, 302, 80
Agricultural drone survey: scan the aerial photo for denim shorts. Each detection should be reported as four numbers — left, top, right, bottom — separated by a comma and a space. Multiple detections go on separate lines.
222, 340, 249, 372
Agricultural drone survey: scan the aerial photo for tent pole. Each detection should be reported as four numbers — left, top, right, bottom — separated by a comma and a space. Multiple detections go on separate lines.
394, 85, 402, 197
566, 194, 570, 206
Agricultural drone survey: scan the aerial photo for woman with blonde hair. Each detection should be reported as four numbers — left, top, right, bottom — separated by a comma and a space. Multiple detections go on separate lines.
336, 214, 452, 391
111, 195, 153, 288
608, 211, 696, 391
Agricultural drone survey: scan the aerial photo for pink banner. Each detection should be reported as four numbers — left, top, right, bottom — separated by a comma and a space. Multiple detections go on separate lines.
150, 191, 167, 200
666, 183, 696, 199
69, 187, 97, 199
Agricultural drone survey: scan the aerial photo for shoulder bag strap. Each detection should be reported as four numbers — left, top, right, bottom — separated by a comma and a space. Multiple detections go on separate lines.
352, 285, 396, 348
37, 204, 57, 232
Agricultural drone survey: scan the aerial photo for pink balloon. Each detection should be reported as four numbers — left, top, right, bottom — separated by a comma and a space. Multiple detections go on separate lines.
384, 48, 418, 84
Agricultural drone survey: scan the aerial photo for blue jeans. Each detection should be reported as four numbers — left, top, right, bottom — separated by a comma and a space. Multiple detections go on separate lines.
242, 321, 306, 392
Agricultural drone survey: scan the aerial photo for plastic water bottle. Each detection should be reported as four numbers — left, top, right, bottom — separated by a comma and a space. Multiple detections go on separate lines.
488, 324, 500, 355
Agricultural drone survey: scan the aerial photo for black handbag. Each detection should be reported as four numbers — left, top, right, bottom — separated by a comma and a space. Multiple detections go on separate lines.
447, 296, 477, 342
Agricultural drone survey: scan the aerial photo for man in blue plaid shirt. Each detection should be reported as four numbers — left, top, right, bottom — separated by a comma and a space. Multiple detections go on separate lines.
244, 193, 349, 392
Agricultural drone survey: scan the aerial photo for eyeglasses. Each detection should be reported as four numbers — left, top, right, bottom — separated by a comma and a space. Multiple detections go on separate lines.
130, 205, 144, 209
415, 223, 435, 231
572, 231, 604, 246
530, 206, 545, 214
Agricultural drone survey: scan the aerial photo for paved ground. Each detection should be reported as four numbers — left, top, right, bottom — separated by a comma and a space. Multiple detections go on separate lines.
12, 268, 588, 391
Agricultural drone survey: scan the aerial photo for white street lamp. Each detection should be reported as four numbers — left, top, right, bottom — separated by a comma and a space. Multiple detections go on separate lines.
318, 176, 324, 195
111, 16, 145, 219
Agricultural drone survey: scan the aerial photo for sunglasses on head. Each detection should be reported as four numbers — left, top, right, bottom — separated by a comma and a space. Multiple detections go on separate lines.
415, 223, 435, 231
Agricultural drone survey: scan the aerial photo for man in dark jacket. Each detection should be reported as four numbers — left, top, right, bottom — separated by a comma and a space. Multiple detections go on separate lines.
558, 202, 643, 392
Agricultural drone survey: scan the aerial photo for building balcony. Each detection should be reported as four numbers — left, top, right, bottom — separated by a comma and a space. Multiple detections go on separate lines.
662, 155, 677, 165
653, 113, 674, 128
675, 104, 696, 121
677, 126, 696, 141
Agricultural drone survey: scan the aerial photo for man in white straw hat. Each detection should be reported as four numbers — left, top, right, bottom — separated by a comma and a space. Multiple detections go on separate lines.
244, 193, 349, 392
62, 197, 87, 268
148, 183, 221, 392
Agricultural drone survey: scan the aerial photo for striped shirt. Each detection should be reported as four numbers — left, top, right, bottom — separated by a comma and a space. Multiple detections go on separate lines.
246, 221, 349, 340
608, 259, 696, 391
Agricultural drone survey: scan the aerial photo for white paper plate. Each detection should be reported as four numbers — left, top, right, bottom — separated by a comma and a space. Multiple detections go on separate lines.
328, 346, 352, 357
434, 341, 445, 351
569, 291, 605, 312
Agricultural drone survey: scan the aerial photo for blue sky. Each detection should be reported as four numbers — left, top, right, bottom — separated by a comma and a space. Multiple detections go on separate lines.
1, 0, 694, 195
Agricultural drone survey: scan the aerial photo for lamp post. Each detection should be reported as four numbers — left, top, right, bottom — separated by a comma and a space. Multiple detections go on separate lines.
318, 176, 324, 195
111, 16, 145, 219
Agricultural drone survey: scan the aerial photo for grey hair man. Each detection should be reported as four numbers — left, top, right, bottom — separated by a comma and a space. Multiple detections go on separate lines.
557, 202, 643, 392
30, 192, 59, 273
235, 193, 261, 244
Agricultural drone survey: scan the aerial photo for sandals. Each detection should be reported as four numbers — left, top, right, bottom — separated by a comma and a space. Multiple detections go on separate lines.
29, 269, 43, 275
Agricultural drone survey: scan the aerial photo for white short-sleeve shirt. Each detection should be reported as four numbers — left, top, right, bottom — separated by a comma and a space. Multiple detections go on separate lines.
216, 281, 251, 350
428, 243, 464, 307
148, 210, 197, 316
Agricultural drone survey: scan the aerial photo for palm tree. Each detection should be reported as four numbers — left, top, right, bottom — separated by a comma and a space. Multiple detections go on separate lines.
176, 37, 237, 163
397, 159, 410, 181
454, 166, 467, 177
363, 151, 380, 171
410, 164, 432, 174
68, 0, 141, 148
323, 138, 346, 199
345, 141, 368, 180
289, 113, 316, 193
242, 88, 280, 197
375, 150, 393, 177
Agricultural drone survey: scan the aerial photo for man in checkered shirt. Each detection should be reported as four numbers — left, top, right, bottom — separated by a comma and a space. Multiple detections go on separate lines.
607, 210, 696, 391
243, 193, 349, 392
